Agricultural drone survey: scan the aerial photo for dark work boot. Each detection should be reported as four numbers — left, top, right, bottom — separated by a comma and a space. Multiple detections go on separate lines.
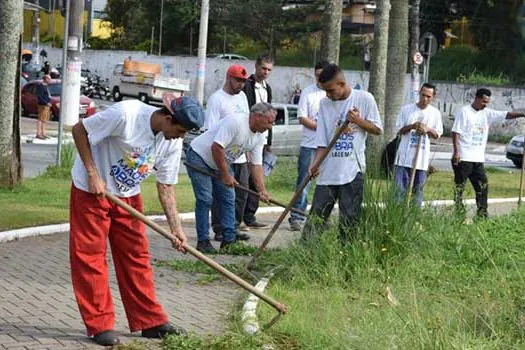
93, 330, 120, 346
142, 322, 187, 338
196, 240, 217, 254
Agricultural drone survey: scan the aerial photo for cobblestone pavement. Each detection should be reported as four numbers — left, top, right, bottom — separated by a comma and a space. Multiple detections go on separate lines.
0, 213, 298, 349
0, 202, 520, 349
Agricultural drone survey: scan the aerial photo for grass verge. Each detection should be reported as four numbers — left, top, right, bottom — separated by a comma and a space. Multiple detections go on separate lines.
0, 156, 521, 230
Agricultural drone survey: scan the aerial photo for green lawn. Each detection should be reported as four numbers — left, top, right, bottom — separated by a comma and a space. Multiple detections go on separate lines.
157, 199, 525, 349
0, 158, 522, 230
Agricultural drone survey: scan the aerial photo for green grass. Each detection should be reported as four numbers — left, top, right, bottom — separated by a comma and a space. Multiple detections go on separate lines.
157, 180, 525, 349
0, 156, 522, 230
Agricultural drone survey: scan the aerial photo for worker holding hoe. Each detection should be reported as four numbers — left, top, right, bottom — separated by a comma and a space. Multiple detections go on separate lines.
69, 94, 204, 346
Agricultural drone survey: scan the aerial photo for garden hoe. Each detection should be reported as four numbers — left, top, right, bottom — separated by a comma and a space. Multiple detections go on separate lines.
104, 191, 288, 328
247, 117, 353, 270
519, 143, 525, 206
183, 162, 307, 217
406, 134, 423, 207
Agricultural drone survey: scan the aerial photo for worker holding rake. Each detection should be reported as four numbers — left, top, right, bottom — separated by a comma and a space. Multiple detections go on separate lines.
69, 94, 204, 346
302, 64, 382, 244
394, 83, 443, 207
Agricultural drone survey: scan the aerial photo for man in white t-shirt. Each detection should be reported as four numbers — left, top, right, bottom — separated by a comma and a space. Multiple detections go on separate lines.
70, 95, 204, 346
288, 60, 329, 232
452, 88, 525, 217
186, 103, 275, 254
204, 64, 250, 242
303, 64, 383, 244
394, 83, 443, 207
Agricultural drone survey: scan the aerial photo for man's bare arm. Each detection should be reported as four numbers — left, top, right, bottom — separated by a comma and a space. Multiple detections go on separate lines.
299, 116, 317, 131
156, 182, 187, 251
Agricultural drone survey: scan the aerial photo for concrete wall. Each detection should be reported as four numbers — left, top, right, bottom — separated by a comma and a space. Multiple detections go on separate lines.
34, 44, 525, 137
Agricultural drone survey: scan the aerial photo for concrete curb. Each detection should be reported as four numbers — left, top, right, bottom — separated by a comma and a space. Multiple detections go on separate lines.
0, 206, 294, 243
1, 197, 520, 243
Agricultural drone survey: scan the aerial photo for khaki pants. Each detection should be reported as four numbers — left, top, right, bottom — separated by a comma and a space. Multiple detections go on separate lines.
37, 105, 50, 122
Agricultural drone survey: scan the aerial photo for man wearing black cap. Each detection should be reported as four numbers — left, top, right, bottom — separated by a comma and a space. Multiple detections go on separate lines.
69, 94, 204, 346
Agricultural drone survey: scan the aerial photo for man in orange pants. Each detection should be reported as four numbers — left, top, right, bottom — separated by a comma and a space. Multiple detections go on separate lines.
70, 94, 204, 346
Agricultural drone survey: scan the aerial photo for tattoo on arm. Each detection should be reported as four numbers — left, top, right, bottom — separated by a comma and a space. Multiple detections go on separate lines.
156, 182, 182, 233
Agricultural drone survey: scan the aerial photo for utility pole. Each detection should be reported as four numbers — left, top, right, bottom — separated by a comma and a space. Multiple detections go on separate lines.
195, 0, 209, 105
150, 26, 155, 55
159, 0, 164, 56
32, 0, 41, 65
57, 0, 84, 166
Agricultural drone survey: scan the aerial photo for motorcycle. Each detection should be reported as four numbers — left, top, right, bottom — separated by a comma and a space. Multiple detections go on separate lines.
92, 76, 112, 100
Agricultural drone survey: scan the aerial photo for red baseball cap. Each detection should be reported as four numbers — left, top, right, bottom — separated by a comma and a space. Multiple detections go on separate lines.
227, 64, 248, 80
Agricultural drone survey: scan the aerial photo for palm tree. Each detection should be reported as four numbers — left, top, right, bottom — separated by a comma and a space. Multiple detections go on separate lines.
0, 0, 23, 187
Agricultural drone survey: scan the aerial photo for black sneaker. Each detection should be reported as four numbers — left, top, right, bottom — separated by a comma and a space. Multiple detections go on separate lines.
93, 330, 120, 346
213, 232, 223, 242
196, 240, 217, 254
236, 232, 250, 241
245, 221, 269, 229
142, 322, 187, 338
220, 240, 236, 250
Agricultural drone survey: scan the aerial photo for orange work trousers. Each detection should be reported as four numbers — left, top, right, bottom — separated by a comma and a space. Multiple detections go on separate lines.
69, 185, 168, 336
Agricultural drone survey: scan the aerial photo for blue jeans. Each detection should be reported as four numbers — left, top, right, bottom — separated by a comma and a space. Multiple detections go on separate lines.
289, 147, 317, 224
186, 148, 237, 243
394, 165, 427, 208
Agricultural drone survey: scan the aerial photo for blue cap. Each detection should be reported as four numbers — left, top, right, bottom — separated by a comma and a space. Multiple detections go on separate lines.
169, 96, 204, 131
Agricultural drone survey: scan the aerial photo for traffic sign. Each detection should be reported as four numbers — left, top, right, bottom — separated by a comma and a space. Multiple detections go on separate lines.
419, 32, 438, 57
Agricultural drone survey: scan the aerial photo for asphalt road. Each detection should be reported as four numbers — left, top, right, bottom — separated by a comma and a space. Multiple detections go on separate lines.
21, 97, 518, 178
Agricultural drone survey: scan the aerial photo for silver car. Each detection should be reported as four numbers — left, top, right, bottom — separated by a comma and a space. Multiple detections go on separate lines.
271, 103, 302, 156
506, 135, 525, 168
182, 103, 302, 157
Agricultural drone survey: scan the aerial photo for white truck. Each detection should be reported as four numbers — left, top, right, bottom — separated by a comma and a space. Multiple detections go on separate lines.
110, 61, 190, 104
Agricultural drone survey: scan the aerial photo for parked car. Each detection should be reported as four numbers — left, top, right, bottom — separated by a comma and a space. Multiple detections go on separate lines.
21, 79, 96, 121
271, 103, 301, 156
182, 103, 301, 157
506, 135, 525, 168
207, 53, 249, 60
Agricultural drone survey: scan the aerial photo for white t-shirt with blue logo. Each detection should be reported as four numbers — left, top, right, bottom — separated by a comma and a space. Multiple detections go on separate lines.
71, 100, 183, 197
394, 103, 443, 170
315, 89, 382, 185
204, 89, 249, 163
452, 105, 507, 163
190, 115, 265, 170
297, 83, 326, 149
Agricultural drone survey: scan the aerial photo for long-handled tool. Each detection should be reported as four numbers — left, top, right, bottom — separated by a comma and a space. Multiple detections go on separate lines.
247, 118, 352, 270
519, 143, 525, 206
104, 191, 287, 327
406, 134, 423, 206
183, 162, 307, 217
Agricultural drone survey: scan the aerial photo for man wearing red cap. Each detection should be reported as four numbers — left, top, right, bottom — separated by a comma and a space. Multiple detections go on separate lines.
69, 94, 204, 346
198, 64, 251, 253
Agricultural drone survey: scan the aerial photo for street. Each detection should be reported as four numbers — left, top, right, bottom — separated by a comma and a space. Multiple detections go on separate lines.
20, 97, 518, 179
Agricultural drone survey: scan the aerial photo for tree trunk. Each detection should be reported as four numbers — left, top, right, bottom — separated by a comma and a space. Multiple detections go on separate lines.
409, 0, 421, 103
366, 0, 391, 174
384, 0, 409, 142
0, 0, 23, 188
320, 0, 343, 64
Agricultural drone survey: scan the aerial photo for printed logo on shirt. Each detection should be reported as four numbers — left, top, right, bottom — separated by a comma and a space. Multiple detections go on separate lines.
224, 145, 245, 163
233, 103, 248, 115
110, 147, 154, 193
409, 131, 426, 149
471, 121, 485, 146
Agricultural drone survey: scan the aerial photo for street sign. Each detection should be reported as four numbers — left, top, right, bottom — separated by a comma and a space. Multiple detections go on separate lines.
419, 32, 438, 57
413, 51, 424, 65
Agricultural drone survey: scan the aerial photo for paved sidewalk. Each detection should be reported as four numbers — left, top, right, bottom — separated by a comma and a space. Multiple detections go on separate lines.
0, 213, 297, 349
0, 202, 521, 349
